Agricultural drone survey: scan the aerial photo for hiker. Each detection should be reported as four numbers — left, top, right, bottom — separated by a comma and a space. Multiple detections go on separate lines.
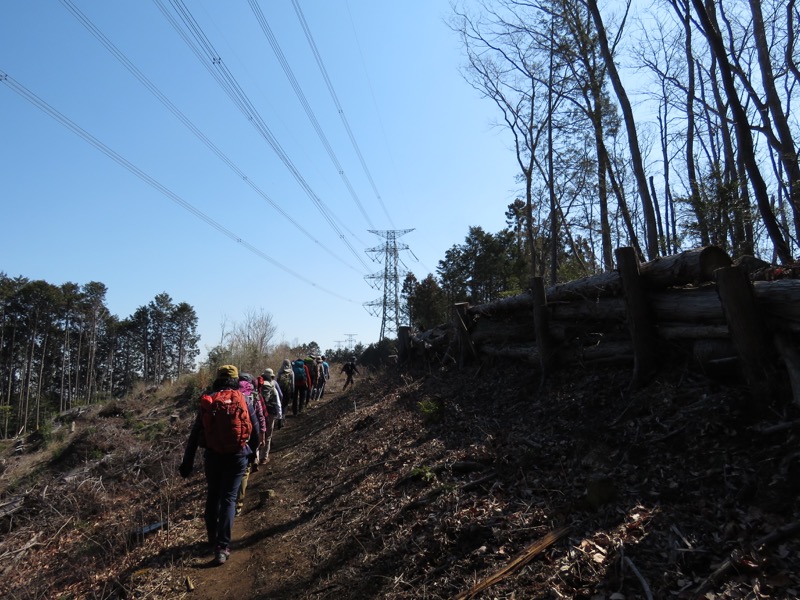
259, 368, 283, 464
304, 354, 319, 404
341, 357, 360, 390
235, 373, 267, 515
291, 357, 312, 415
178, 364, 260, 566
313, 355, 329, 400
276, 358, 294, 417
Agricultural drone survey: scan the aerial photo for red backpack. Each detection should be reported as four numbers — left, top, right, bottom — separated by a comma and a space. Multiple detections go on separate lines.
199, 389, 252, 454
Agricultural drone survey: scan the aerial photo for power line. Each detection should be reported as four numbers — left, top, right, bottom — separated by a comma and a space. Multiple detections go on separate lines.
291, 0, 395, 229
58, 0, 361, 275
249, 0, 375, 230
343, 0, 407, 213
154, 0, 371, 271
0, 70, 358, 303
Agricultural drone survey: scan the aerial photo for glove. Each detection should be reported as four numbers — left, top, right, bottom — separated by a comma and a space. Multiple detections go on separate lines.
178, 462, 192, 478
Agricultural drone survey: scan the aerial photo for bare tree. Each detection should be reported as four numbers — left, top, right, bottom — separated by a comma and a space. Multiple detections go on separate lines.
226, 308, 278, 370
749, 0, 800, 244
585, 0, 660, 260
452, 2, 551, 279
690, 0, 793, 263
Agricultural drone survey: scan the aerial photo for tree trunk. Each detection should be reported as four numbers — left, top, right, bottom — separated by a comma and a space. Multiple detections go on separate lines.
601, 138, 643, 260
676, 0, 703, 252
749, 0, 800, 244
586, 0, 659, 260
690, 0, 793, 264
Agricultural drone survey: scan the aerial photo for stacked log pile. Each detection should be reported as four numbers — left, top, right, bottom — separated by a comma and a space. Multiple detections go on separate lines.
401, 246, 800, 406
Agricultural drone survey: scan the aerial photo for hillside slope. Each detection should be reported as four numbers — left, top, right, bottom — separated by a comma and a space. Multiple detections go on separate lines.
1, 363, 799, 599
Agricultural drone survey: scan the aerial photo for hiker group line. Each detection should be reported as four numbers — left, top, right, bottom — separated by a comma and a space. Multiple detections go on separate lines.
178, 353, 359, 566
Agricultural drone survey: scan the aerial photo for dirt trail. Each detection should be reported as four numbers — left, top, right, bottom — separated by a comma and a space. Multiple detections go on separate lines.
4, 360, 800, 599
178, 375, 348, 599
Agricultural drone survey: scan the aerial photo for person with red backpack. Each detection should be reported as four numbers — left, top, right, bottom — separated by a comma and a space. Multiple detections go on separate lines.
178, 365, 260, 566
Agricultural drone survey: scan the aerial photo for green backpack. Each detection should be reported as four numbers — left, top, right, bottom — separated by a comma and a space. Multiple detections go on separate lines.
278, 369, 294, 394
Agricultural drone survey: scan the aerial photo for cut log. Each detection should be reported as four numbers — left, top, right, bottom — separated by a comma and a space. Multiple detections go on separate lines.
550, 297, 626, 322
470, 318, 538, 345
479, 340, 633, 368
657, 323, 730, 340
754, 279, 800, 331
692, 339, 738, 365
546, 270, 623, 302
734, 254, 772, 277
544, 245, 731, 302
638, 245, 731, 289
470, 292, 533, 315
574, 340, 634, 366
649, 286, 726, 323
550, 287, 729, 324
479, 343, 540, 364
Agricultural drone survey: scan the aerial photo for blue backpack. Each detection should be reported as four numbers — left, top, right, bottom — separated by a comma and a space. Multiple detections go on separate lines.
292, 359, 307, 385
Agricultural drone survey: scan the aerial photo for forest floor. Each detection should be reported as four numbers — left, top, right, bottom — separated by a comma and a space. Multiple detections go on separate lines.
1, 361, 800, 599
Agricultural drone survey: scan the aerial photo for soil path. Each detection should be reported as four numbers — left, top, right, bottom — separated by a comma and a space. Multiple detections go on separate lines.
179, 373, 349, 599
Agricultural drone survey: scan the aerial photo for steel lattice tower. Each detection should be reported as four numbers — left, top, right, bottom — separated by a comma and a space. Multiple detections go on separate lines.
364, 229, 414, 339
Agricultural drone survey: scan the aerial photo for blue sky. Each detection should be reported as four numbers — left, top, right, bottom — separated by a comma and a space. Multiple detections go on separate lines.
1, 1, 525, 356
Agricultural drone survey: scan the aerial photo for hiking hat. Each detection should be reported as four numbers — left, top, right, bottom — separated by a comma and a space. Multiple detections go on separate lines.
263, 368, 275, 379
217, 364, 238, 379
239, 372, 254, 383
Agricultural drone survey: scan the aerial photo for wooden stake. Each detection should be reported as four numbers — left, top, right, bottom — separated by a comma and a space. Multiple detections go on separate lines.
616, 247, 657, 389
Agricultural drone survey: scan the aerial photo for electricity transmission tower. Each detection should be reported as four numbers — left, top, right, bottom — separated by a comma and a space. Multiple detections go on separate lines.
364, 229, 414, 339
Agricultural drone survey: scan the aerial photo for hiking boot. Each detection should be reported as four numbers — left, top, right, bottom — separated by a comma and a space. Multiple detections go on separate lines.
214, 546, 230, 565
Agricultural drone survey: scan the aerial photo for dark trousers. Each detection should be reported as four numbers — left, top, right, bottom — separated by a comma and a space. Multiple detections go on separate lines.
203, 451, 248, 549
293, 384, 308, 414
